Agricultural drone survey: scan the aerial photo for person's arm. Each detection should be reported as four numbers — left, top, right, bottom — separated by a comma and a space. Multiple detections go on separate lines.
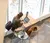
14, 27, 24, 32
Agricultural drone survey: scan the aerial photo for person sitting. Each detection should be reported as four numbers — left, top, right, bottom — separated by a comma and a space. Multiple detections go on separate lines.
5, 12, 23, 32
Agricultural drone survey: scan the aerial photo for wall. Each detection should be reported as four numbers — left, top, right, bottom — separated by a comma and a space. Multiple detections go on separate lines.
0, 0, 7, 43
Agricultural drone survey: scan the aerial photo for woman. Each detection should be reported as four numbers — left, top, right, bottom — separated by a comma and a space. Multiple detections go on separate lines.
5, 12, 23, 32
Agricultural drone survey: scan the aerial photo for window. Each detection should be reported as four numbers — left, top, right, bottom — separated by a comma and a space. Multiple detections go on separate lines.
42, 0, 50, 16
22, 0, 41, 19
7, 0, 50, 21
7, 0, 41, 22
8, 0, 19, 21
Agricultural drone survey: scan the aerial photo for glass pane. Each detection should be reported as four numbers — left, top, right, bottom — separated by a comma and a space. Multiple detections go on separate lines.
22, 0, 41, 19
42, 0, 50, 16
8, 0, 19, 21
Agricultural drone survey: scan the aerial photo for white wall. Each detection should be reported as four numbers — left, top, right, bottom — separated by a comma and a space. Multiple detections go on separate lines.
0, 0, 7, 43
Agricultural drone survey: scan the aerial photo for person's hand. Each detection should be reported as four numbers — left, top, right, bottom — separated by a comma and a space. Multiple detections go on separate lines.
14, 26, 24, 32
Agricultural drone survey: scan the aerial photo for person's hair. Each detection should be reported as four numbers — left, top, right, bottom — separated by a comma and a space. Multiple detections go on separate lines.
17, 12, 23, 19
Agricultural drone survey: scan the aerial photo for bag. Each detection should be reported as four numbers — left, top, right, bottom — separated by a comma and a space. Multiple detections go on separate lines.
5, 21, 12, 31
